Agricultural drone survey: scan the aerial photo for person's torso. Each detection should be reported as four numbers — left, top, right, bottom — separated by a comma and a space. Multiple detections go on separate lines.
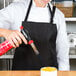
13, 0, 58, 70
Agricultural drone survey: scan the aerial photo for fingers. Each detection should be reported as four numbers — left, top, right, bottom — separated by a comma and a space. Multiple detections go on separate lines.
16, 30, 28, 44
15, 35, 22, 44
12, 35, 22, 48
5, 30, 28, 48
12, 37, 19, 47
9, 39, 16, 48
8, 37, 19, 48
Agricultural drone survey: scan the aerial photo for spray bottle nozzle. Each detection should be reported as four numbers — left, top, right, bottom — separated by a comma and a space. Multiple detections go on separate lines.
20, 26, 39, 55
20, 26, 24, 30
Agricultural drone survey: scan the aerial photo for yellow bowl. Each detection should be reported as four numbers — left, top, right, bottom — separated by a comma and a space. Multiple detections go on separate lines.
40, 67, 57, 76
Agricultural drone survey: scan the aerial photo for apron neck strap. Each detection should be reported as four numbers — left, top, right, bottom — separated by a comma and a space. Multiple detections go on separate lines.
48, 3, 56, 23
24, 0, 32, 22
24, 0, 56, 24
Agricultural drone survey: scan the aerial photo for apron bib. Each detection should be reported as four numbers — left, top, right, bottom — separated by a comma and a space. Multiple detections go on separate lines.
12, 0, 58, 70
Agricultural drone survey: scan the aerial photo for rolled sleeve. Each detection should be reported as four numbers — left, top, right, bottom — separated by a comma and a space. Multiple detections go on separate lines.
56, 15, 70, 71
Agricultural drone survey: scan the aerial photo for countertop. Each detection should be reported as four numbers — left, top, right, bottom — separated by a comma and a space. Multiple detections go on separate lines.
0, 71, 76, 76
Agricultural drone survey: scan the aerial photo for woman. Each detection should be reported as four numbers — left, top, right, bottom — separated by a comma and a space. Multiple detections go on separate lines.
0, 0, 70, 70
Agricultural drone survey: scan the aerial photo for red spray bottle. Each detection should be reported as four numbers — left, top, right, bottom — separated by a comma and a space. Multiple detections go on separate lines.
0, 40, 13, 56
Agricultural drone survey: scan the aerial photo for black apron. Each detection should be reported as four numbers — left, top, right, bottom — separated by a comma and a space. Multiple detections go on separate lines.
12, 0, 58, 70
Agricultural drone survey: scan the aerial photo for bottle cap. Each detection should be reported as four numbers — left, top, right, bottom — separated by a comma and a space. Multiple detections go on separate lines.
28, 40, 34, 45
20, 26, 24, 30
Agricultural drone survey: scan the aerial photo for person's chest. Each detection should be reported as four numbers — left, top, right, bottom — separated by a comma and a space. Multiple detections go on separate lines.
12, 5, 58, 31
27, 6, 50, 23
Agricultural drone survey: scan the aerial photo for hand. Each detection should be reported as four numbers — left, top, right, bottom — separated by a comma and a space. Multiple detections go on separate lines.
3, 29, 27, 48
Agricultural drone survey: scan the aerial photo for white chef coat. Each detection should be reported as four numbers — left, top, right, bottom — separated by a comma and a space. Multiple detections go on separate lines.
0, 0, 70, 70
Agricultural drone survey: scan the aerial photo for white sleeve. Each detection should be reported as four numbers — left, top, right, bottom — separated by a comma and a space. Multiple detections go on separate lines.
56, 15, 70, 71
0, 4, 15, 29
